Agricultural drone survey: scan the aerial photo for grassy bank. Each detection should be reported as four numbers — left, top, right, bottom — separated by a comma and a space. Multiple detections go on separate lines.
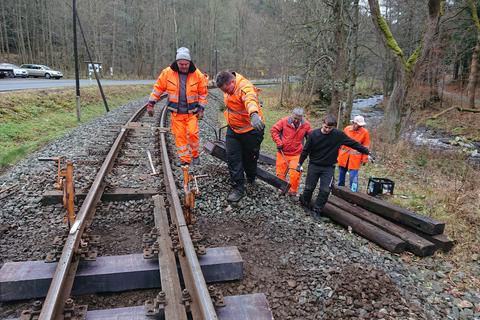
255, 85, 479, 292
0, 85, 150, 170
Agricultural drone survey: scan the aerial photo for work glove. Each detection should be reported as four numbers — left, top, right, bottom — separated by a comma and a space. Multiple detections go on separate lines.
277, 145, 283, 151
368, 154, 375, 163
295, 164, 303, 172
250, 112, 265, 131
197, 110, 204, 120
145, 101, 155, 117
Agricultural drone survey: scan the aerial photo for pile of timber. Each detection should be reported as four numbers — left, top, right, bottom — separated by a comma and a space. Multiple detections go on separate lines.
322, 186, 454, 257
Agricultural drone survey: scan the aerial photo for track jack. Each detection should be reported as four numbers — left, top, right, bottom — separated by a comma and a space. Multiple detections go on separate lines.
181, 165, 207, 225
38, 157, 76, 228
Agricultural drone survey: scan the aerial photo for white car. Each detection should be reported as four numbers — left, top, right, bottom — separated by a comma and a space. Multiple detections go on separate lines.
20, 64, 63, 79
0, 63, 29, 78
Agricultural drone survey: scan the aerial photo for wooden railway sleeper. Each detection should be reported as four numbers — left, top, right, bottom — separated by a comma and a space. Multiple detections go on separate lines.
145, 291, 166, 318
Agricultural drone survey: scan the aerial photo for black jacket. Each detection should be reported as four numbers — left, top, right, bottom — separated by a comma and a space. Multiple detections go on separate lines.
299, 128, 369, 167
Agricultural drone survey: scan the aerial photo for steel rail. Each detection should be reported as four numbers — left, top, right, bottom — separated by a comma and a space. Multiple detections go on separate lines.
159, 105, 218, 319
39, 101, 161, 319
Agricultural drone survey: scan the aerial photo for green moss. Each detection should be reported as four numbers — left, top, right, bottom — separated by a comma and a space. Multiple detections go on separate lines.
406, 45, 421, 74
377, 15, 404, 59
468, 0, 480, 31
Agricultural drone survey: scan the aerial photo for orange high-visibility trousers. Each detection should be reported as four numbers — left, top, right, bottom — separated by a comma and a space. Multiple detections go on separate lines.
275, 152, 301, 193
170, 113, 199, 163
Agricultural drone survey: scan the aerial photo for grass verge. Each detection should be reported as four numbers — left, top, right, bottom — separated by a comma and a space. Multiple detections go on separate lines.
0, 85, 151, 170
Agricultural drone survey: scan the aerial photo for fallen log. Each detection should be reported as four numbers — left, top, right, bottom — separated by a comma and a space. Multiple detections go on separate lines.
332, 186, 445, 235
329, 196, 436, 256
457, 107, 480, 113
322, 203, 406, 254
203, 140, 290, 193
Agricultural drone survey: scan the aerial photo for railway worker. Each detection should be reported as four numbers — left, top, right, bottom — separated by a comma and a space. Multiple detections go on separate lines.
215, 71, 265, 202
337, 115, 371, 192
270, 107, 311, 196
297, 114, 369, 219
145, 47, 208, 166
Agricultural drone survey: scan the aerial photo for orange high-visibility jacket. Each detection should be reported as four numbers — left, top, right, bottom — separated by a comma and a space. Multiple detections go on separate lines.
337, 125, 370, 170
223, 72, 264, 134
149, 62, 208, 114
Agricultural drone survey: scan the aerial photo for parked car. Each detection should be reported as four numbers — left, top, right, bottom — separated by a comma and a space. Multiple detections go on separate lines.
20, 64, 63, 79
0, 63, 28, 78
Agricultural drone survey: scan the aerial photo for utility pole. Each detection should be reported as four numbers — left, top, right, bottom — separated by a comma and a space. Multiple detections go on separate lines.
214, 49, 218, 76
73, 0, 80, 121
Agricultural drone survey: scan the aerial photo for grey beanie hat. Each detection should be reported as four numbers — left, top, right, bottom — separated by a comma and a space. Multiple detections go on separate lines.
176, 47, 191, 61
292, 107, 304, 116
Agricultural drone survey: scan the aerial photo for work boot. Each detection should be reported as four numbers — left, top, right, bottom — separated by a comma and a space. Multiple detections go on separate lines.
299, 194, 311, 209
310, 208, 322, 220
227, 188, 245, 202
192, 157, 200, 166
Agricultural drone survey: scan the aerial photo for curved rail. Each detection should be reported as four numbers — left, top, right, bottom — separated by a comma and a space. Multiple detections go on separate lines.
158, 105, 218, 319
39, 103, 153, 319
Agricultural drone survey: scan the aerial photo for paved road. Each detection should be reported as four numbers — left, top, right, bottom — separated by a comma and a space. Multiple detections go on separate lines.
0, 78, 155, 92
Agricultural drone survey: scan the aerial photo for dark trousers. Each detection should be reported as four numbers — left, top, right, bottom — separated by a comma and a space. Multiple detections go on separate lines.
300, 163, 334, 211
225, 127, 264, 191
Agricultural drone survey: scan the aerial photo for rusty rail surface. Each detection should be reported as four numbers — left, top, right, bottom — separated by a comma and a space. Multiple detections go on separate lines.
39, 101, 161, 319
158, 104, 218, 319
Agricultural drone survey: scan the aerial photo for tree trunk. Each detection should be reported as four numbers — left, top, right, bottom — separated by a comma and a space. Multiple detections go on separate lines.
368, 0, 441, 142
329, 0, 347, 116
0, 0, 7, 54
466, 40, 479, 109
382, 61, 411, 142
467, 0, 480, 109
342, 0, 360, 129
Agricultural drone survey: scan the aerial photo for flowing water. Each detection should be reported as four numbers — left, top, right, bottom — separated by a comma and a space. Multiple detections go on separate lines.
352, 95, 480, 165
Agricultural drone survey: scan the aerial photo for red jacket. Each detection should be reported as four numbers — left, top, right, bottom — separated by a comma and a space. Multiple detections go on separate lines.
271, 116, 312, 156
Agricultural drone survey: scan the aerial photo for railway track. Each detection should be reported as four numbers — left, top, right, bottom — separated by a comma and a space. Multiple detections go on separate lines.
1, 97, 272, 319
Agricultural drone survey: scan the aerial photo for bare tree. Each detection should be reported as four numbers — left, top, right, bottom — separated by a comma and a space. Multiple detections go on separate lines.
466, 0, 480, 109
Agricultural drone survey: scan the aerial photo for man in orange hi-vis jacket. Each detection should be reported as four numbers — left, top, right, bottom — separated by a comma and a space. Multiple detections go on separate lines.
216, 71, 265, 202
145, 47, 208, 166
271, 107, 312, 196
337, 115, 371, 192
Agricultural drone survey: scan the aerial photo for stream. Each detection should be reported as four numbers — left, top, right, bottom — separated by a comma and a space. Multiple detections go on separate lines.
351, 95, 480, 166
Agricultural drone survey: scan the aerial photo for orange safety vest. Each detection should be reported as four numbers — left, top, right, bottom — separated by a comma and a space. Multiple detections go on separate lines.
223, 72, 264, 134
337, 125, 370, 170
149, 62, 208, 114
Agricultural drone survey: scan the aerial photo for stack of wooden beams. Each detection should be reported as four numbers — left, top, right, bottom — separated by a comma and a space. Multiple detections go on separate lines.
321, 186, 454, 257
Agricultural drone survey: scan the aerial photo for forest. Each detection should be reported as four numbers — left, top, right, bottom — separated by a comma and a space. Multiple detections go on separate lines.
0, 0, 478, 140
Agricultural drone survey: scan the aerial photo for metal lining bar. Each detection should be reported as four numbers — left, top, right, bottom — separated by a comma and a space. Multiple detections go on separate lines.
39, 97, 166, 319
159, 105, 218, 320
153, 195, 188, 319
